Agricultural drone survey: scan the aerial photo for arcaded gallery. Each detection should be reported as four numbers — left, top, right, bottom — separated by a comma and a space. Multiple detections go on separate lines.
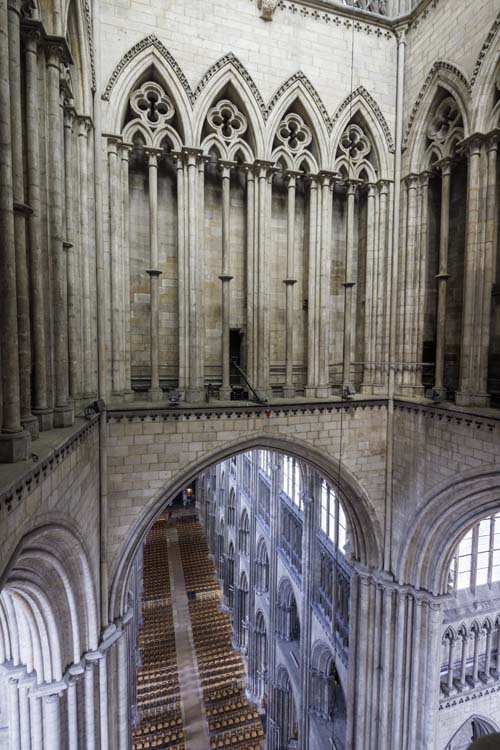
0, 0, 499, 748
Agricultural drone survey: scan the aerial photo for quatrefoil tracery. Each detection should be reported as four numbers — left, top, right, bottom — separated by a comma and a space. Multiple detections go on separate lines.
427, 97, 462, 145
276, 113, 312, 154
130, 82, 175, 129
339, 123, 372, 163
207, 100, 248, 142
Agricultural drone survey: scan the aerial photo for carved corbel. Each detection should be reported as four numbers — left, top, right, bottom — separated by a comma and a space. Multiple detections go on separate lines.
257, 0, 278, 21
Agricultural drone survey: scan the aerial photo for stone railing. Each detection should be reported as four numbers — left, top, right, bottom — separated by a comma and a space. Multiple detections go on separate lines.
340, 0, 389, 14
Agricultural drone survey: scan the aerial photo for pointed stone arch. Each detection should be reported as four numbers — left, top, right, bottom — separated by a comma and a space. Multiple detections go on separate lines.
264, 74, 330, 167
470, 11, 500, 131
331, 85, 395, 159
102, 35, 193, 141
403, 60, 471, 170
193, 57, 265, 157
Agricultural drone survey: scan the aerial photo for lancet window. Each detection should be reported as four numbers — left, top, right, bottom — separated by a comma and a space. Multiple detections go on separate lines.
255, 538, 270, 594
276, 579, 300, 642
280, 504, 303, 577
227, 489, 236, 527
257, 476, 271, 528
255, 611, 268, 701
239, 509, 250, 555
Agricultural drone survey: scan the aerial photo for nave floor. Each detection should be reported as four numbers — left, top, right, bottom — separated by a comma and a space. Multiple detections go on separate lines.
133, 513, 265, 750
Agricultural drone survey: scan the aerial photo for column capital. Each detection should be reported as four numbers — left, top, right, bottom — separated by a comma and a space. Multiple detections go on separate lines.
403, 172, 419, 189
76, 115, 93, 136
434, 156, 454, 177
144, 148, 162, 167
486, 128, 500, 151
365, 182, 377, 197
119, 142, 133, 160
105, 135, 122, 155
43, 35, 73, 67
419, 170, 432, 187
21, 19, 43, 48
30, 680, 67, 699
181, 146, 204, 167
219, 159, 238, 174
146, 269, 162, 277
376, 178, 390, 194
458, 132, 484, 157
218, 274, 234, 283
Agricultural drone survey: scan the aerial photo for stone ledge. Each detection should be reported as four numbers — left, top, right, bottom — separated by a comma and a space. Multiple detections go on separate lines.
0, 417, 99, 513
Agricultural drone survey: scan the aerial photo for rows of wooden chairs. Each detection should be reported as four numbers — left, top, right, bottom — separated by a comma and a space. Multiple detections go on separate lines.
133, 521, 184, 750
177, 518, 265, 750
177, 517, 219, 594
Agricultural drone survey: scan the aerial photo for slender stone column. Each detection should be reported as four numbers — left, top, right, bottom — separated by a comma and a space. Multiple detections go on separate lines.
29, 693, 43, 750
145, 150, 163, 401
174, 153, 187, 396
19, 674, 35, 750
374, 180, 389, 391
446, 635, 456, 693
433, 158, 452, 399
43, 692, 62, 749
298, 477, 317, 750
120, 143, 133, 398
415, 172, 430, 391
305, 177, 319, 397
24, 28, 52, 430
283, 172, 300, 398
108, 138, 124, 397
361, 183, 376, 392
477, 133, 498, 398
317, 173, 334, 398
219, 162, 234, 401
66, 679, 78, 749
46, 43, 73, 426
77, 117, 93, 397
64, 104, 82, 404
84, 663, 96, 750
401, 174, 419, 392
484, 625, 493, 682
9, 0, 37, 437
117, 626, 130, 750
456, 135, 489, 406
184, 148, 205, 402
342, 181, 357, 393
7, 675, 21, 750
245, 166, 257, 385
98, 653, 109, 750
255, 162, 274, 401
0, 0, 30, 462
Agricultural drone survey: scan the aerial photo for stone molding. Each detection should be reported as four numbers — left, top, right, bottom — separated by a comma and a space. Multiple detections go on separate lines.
393, 400, 500, 433
331, 85, 395, 151
439, 682, 500, 710
0, 417, 99, 513
102, 36, 395, 149
470, 10, 500, 88
403, 60, 472, 151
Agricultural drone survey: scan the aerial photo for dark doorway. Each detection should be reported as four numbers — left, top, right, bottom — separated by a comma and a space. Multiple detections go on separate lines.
229, 329, 247, 399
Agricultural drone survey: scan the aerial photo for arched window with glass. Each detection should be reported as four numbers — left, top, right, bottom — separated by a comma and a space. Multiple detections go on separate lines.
320, 481, 347, 553
448, 512, 500, 593
239, 509, 250, 555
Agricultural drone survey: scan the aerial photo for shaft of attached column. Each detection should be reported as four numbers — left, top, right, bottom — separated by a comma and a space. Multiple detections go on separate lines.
9, 0, 36, 436
43, 693, 61, 750
0, 0, 30, 462
46, 43, 73, 427
109, 139, 123, 396
362, 184, 376, 392
434, 159, 452, 397
403, 174, 419, 389
24, 30, 51, 427
64, 106, 81, 404
147, 151, 162, 400
318, 174, 333, 397
219, 163, 233, 401
120, 144, 132, 396
342, 182, 356, 391
283, 172, 297, 398
305, 178, 318, 396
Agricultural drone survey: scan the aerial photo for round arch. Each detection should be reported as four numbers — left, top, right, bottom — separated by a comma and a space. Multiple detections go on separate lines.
397, 466, 500, 593
109, 432, 382, 621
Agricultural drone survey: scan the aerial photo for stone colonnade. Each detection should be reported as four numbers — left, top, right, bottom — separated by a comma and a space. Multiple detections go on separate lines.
0, 4, 99, 462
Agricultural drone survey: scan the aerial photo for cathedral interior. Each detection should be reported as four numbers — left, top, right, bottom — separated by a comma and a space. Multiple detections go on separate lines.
0, 0, 500, 748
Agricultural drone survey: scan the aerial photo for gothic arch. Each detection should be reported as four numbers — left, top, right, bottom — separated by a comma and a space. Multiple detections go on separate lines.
193, 61, 264, 156
109, 431, 383, 621
330, 86, 394, 176
397, 465, 500, 594
470, 14, 500, 131
264, 76, 330, 167
403, 61, 472, 171
446, 714, 499, 748
102, 36, 193, 141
